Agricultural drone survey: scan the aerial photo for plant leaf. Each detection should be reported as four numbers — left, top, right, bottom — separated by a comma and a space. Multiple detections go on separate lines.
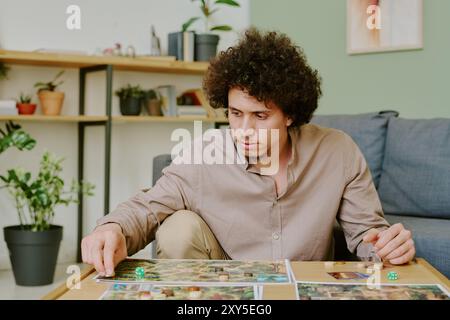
182, 17, 200, 32
210, 25, 233, 31
215, 0, 240, 7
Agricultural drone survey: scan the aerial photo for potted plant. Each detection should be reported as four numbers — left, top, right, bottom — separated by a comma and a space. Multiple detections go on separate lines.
143, 89, 162, 116
182, 0, 240, 61
115, 84, 145, 116
0, 62, 10, 80
1, 150, 94, 286
16, 93, 37, 115
34, 70, 65, 116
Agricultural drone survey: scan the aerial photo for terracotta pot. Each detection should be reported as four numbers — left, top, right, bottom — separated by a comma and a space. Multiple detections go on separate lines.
144, 99, 162, 116
16, 103, 37, 115
38, 91, 65, 116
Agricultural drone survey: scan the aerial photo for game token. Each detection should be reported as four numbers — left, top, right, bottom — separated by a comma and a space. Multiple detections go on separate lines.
387, 271, 399, 280
244, 272, 254, 277
135, 267, 145, 279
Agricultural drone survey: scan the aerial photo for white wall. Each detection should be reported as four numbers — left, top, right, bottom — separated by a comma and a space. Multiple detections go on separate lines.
0, 0, 250, 269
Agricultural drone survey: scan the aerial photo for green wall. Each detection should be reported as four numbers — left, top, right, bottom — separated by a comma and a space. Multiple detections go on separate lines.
251, 0, 450, 118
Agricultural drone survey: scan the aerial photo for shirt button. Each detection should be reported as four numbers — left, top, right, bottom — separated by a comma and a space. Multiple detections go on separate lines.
272, 233, 280, 240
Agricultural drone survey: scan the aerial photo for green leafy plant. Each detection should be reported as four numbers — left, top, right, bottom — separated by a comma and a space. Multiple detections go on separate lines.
115, 84, 145, 99
18, 92, 33, 104
0, 121, 36, 154
34, 70, 65, 92
182, 0, 240, 33
144, 89, 161, 100
0, 151, 95, 231
0, 62, 9, 80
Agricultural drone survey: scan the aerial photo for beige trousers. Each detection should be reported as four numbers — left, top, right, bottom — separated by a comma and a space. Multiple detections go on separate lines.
155, 210, 230, 260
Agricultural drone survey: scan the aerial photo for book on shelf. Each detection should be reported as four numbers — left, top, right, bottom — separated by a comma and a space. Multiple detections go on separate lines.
177, 105, 207, 116
181, 89, 226, 119
0, 100, 18, 115
157, 85, 177, 117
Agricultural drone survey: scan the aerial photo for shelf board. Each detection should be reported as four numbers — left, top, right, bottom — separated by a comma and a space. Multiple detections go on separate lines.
0, 115, 108, 123
0, 115, 229, 124
112, 115, 229, 123
0, 50, 209, 75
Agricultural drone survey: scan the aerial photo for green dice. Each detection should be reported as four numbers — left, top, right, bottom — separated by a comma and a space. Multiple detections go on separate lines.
387, 271, 399, 280
135, 267, 145, 279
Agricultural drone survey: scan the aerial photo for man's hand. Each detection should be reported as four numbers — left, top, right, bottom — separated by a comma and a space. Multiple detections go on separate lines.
81, 223, 127, 276
363, 223, 415, 265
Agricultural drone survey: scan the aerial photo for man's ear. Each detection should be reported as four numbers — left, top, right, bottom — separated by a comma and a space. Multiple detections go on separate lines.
286, 117, 293, 127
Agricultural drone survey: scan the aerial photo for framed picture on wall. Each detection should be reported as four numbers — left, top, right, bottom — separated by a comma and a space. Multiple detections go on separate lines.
347, 0, 423, 55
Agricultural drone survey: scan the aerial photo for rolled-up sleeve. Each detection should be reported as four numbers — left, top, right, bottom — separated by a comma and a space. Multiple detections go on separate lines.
337, 134, 390, 257
96, 162, 198, 256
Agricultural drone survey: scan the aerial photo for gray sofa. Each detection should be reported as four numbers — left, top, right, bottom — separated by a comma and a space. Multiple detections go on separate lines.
311, 111, 450, 278
152, 110, 450, 278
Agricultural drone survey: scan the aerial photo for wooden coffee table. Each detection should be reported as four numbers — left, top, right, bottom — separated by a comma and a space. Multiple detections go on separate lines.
42, 258, 449, 300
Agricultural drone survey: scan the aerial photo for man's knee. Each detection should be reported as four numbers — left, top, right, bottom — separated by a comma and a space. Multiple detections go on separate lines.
155, 210, 206, 259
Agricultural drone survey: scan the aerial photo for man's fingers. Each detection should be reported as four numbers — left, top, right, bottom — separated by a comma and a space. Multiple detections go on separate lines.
384, 238, 414, 261
103, 236, 119, 277
389, 247, 416, 265
363, 228, 380, 243
81, 239, 89, 264
91, 243, 106, 276
376, 228, 411, 259
374, 223, 403, 250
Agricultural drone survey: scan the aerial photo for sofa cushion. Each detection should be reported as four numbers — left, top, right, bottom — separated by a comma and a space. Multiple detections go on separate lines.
311, 110, 399, 188
385, 214, 450, 279
378, 118, 450, 219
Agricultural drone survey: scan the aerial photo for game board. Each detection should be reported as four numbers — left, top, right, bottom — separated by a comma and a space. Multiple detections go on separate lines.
296, 282, 450, 300
99, 283, 261, 300
95, 258, 292, 285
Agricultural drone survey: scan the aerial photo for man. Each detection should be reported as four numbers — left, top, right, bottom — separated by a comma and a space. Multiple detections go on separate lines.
82, 29, 415, 277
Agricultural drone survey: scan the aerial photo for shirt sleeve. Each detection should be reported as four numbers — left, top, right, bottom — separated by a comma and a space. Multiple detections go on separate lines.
337, 133, 390, 257
96, 162, 198, 256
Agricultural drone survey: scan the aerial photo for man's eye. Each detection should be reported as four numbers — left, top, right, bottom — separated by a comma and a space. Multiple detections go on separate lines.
231, 111, 241, 116
256, 113, 267, 120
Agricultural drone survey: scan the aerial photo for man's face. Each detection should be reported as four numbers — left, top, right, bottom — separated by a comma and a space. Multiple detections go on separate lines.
228, 87, 292, 159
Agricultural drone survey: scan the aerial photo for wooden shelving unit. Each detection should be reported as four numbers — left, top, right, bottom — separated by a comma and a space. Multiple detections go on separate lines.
0, 50, 209, 75
0, 50, 228, 262
0, 115, 228, 123
112, 115, 228, 123
0, 115, 108, 123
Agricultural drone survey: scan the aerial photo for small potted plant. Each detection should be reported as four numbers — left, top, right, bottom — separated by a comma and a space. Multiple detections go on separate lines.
16, 93, 37, 115
115, 84, 145, 116
182, 0, 240, 61
143, 89, 162, 116
34, 70, 65, 116
1, 149, 94, 286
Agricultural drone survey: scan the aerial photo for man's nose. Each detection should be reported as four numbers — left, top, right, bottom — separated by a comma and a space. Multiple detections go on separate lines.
241, 116, 255, 132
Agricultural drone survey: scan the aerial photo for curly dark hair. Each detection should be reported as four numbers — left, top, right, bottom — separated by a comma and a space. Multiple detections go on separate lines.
203, 28, 322, 127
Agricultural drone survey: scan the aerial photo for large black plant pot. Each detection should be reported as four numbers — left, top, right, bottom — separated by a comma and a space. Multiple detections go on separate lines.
120, 97, 142, 116
195, 33, 219, 62
4, 225, 63, 286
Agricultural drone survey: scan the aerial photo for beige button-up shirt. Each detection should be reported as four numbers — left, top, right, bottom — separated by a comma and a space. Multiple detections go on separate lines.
97, 123, 390, 260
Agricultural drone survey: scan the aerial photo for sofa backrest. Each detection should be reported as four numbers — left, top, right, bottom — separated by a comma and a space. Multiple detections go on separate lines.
377, 118, 450, 219
311, 110, 399, 188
